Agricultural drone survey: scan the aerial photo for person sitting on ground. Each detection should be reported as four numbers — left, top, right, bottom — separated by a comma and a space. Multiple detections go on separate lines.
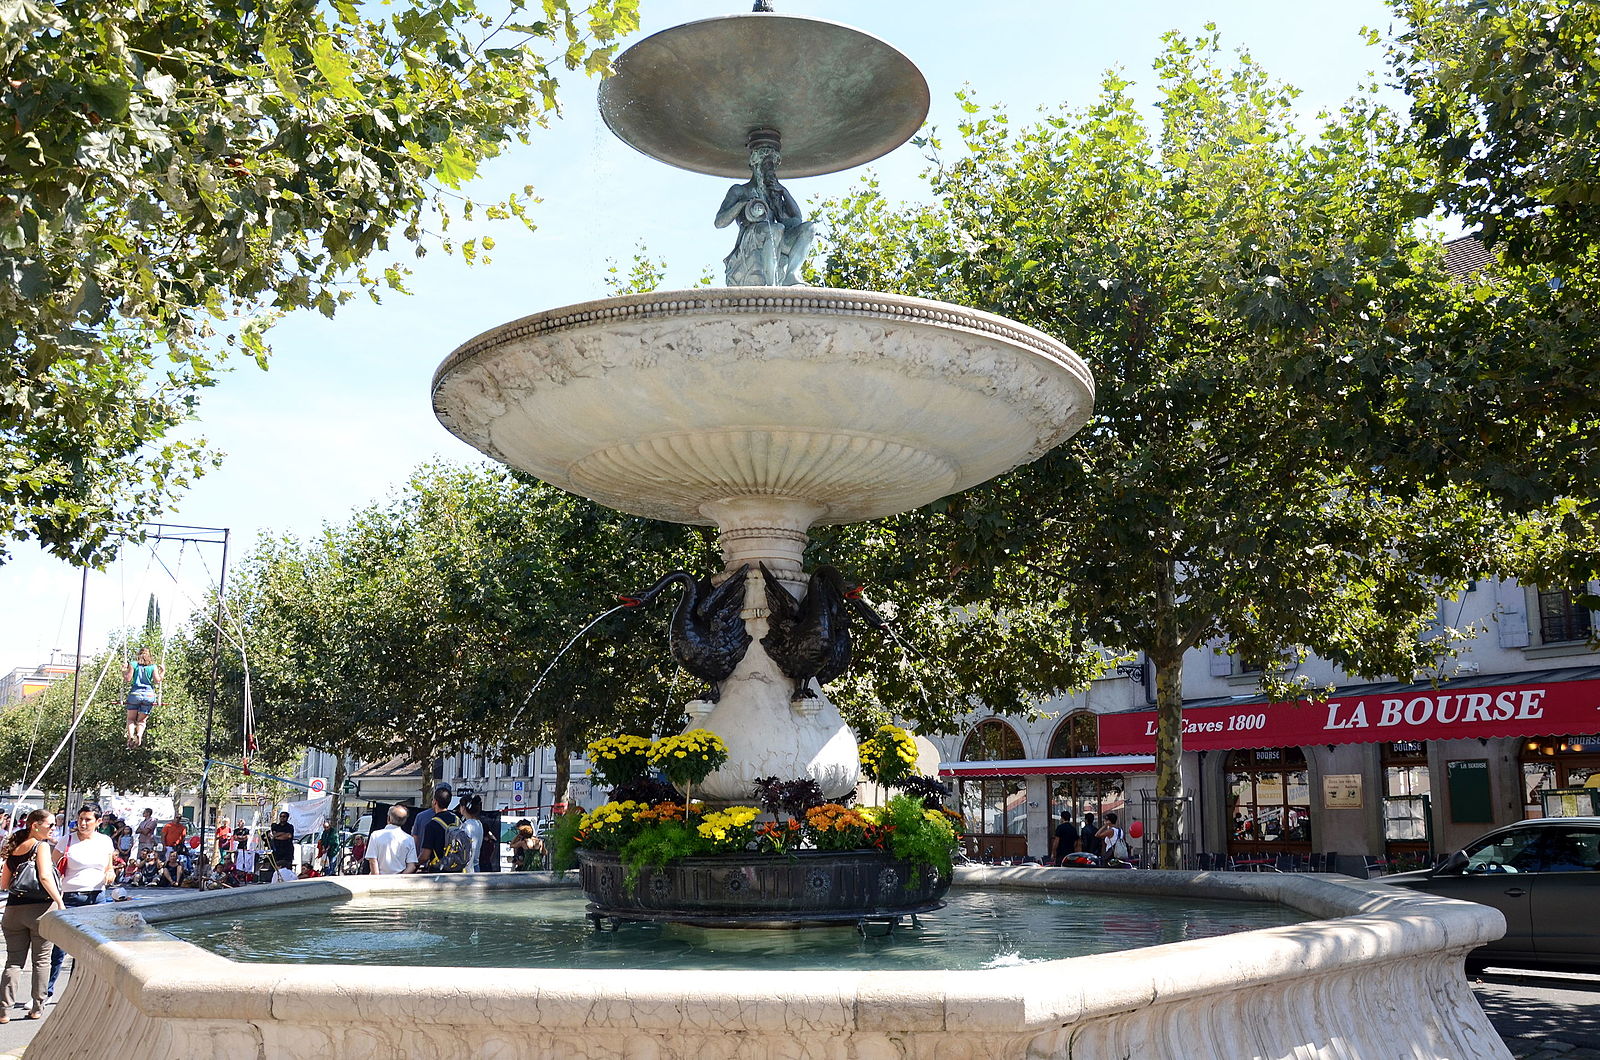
157, 851, 186, 888
134, 851, 160, 886
510, 820, 545, 872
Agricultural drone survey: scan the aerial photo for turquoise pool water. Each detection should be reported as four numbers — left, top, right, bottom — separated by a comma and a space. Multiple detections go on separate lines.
159, 886, 1306, 971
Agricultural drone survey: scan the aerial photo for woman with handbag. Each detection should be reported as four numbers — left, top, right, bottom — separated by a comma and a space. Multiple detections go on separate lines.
0, 809, 64, 1020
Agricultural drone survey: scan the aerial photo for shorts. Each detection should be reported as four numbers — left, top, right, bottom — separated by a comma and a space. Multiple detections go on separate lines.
126, 694, 156, 714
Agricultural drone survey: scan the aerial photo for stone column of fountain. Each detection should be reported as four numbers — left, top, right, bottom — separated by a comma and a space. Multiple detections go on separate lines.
432, 9, 1095, 803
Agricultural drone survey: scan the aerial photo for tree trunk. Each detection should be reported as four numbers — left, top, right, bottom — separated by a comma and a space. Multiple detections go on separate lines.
553, 719, 572, 811
1152, 557, 1185, 870
420, 746, 435, 805
327, 751, 349, 876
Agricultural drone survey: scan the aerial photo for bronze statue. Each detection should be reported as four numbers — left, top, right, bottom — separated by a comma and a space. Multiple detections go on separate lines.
619, 565, 752, 702
715, 132, 814, 286
760, 564, 884, 700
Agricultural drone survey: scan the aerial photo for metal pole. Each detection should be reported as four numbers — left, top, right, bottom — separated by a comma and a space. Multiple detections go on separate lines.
197, 529, 230, 868
64, 566, 88, 811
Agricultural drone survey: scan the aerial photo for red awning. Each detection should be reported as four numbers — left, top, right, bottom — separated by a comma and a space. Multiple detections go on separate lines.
1097, 677, 1600, 754
938, 755, 1155, 778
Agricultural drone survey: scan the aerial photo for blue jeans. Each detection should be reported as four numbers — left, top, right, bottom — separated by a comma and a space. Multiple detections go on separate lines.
46, 891, 100, 995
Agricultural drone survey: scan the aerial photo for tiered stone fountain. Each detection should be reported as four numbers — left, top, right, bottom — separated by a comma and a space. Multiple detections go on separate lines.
432, 10, 1094, 809
33, 10, 1512, 1060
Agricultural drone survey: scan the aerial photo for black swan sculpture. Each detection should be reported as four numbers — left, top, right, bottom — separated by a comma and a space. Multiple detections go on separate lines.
760, 564, 886, 701
618, 565, 752, 703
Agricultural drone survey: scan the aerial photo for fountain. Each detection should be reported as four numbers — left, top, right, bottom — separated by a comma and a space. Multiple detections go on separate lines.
33, 8, 1512, 1059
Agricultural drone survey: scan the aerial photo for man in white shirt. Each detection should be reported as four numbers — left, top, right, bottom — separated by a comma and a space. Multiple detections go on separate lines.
48, 805, 117, 995
365, 805, 418, 875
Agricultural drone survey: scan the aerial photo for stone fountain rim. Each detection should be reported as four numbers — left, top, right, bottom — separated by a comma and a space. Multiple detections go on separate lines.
43, 866, 1502, 1034
430, 286, 1093, 402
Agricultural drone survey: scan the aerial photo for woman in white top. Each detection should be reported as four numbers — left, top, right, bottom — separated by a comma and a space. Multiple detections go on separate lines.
1095, 812, 1129, 862
47, 806, 116, 997
459, 795, 485, 875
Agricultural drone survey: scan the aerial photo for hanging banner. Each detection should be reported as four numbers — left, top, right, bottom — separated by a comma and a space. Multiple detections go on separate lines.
283, 796, 332, 836
1098, 677, 1600, 754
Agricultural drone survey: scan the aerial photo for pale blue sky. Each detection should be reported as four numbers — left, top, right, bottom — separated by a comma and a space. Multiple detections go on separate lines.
3, 0, 1401, 675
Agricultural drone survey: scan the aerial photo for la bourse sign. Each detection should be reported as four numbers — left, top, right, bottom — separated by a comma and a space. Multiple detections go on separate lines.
1097, 679, 1600, 754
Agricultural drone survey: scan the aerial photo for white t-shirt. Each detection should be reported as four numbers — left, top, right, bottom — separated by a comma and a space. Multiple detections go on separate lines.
61, 832, 115, 892
365, 825, 418, 875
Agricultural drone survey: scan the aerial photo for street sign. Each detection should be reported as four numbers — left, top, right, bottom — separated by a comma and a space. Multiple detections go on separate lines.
342, 780, 359, 795
512, 779, 526, 805
256, 795, 269, 808
309, 777, 327, 796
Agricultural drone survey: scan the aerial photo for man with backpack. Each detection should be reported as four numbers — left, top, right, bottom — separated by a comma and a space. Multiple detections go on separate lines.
416, 784, 470, 873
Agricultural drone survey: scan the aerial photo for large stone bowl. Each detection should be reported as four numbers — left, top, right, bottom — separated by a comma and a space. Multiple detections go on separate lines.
432, 287, 1094, 532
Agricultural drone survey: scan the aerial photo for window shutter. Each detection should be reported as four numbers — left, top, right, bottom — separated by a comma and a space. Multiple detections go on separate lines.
1497, 611, 1530, 649
1207, 639, 1232, 676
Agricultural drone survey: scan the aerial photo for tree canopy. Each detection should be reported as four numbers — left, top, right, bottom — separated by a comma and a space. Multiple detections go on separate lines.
214, 462, 712, 802
0, 0, 638, 566
811, 33, 1516, 864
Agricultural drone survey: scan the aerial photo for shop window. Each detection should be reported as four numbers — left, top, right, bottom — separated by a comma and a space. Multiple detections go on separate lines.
1047, 712, 1099, 759
1048, 774, 1125, 824
1537, 588, 1594, 644
1382, 741, 1431, 847
959, 778, 1028, 836
961, 719, 1025, 762
1225, 747, 1312, 849
1521, 735, 1600, 812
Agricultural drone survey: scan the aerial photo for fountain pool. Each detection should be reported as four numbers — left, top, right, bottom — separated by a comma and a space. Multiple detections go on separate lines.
35, 866, 1511, 1059
157, 887, 1307, 971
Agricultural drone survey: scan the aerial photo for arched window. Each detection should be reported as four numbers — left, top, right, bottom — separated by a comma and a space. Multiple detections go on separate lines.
1048, 712, 1099, 759
961, 719, 1024, 761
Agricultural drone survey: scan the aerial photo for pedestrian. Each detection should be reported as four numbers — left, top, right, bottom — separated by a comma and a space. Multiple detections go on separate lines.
0, 809, 64, 1021
1053, 811, 1079, 865
122, 646, 162, 748
268, 812, 296, 875
160, 815, 187, 855
411, 783, 451, 857
459, 795, 485, 875
215, 817, 233, 854
415, 785, 461, 872
135, 808, 158, 857
364, 806, 417, 875
46, 806, 115, 997
1096, 812, 1129, 863
1079, 812, 1097, 854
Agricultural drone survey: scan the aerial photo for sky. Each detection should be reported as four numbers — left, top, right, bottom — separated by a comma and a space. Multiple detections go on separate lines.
1, 0, 1404, 677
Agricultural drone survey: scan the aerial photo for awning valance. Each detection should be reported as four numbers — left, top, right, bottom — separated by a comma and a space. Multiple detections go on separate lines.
938, 755, 1156, 778
1097, 674, 1600, 754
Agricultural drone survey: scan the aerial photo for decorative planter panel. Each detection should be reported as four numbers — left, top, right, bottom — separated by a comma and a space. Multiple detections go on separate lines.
578, 848, 949, 923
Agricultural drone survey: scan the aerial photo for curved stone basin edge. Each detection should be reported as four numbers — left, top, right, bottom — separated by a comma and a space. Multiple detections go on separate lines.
33, 868, 1511, 1060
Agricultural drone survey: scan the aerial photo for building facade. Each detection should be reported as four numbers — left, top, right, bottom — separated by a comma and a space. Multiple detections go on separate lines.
929, 576, 1599, 869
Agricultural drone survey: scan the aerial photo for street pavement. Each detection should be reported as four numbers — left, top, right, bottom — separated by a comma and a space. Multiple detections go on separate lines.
1476, 966, 1600, 1060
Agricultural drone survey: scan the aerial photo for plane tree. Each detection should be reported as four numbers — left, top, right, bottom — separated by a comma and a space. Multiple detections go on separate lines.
810, 34, 1513, 866
0, 0, 638, 566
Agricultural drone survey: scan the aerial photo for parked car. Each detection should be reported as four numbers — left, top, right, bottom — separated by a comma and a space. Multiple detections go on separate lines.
1381, 816, 1600, 971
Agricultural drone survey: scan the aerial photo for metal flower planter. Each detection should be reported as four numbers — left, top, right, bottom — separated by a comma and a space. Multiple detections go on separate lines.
578, 848, 950, 928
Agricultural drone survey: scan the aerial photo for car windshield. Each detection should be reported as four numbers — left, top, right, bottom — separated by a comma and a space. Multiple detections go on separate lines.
1464, 826, 1600, 874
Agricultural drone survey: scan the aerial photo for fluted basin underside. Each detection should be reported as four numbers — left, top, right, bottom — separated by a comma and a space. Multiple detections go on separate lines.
432, 288, 1094, 527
